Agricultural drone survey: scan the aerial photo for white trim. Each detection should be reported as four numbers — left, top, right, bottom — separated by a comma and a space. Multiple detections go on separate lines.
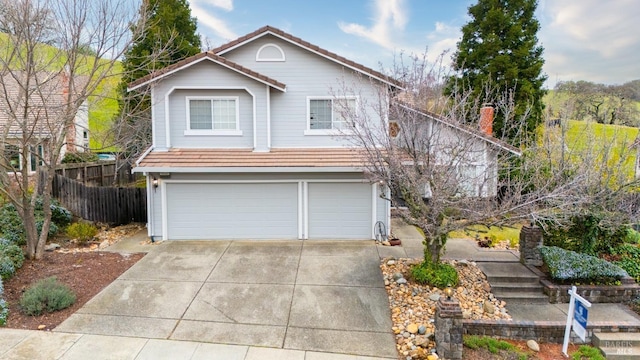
386, 185, 391, 236
306, 96, 358, 134
127, 56, 286, 92
216, 31, 402, 89
162, 179, 368, 184
185, 95, 240, 132
266, 85, 271, 150
151, 86, 156, 147
256, 43, 286, 62
298, 182, 303, 239
371, 183, 377, 239
146, 176, 153, 237
132, 166, 366, 173
303, 181, 309, 239
161, 180, 168, 241
163, 86, 255, 150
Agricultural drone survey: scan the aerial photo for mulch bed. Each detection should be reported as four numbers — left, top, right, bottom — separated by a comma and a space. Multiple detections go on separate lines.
2, 251, 143, 330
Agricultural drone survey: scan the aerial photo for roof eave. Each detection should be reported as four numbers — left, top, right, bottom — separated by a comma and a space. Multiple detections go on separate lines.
132, 166, 365, 173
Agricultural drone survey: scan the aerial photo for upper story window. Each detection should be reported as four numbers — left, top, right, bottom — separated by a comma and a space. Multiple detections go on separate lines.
305, 97, 356, 135
185, 96, 242, 136
4, 144, 43, 172
256, 43, 285, 62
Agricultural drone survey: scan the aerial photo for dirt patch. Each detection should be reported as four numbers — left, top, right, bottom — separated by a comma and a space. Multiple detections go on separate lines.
2, 249, 143, 330
464, 340, 580, 360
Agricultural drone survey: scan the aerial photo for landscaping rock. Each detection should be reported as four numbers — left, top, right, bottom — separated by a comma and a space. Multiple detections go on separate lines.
428, 293, 441, 301
45, 243, 60, 252
393, 272, 404, 280
527, 339, 540, 352
396, 278, 407, 285
483, 301, 495, 314
406, 323, 419, 334
387, 259, 396, 265
418, 325, 427, 335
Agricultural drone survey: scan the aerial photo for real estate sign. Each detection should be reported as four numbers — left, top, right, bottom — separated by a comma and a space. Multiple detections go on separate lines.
573, 300, 588, 341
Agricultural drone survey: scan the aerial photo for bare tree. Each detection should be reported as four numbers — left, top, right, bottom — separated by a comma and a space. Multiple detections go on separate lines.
0, 0, 148, 259
335, 53, 640, 264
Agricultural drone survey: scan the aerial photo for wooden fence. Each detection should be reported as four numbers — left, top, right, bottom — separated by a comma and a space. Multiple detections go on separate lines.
47, 173, 147, 225
55, 161, 140, 187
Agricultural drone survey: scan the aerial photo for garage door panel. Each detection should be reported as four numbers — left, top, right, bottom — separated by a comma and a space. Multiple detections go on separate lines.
166, 183, 297, 240
308, 183, 372, 239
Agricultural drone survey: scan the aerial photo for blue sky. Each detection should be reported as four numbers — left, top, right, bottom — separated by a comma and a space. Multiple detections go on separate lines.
189, 0, 639, 88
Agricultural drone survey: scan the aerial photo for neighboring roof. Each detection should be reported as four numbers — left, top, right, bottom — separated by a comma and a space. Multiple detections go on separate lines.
397, 102, 522, 156
133, 148, 370, 173
211, 26, 404, 90
0, 72, 84, 138
127, 52, 287, 92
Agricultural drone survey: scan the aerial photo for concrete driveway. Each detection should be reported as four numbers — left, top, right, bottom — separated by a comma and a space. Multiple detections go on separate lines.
55, 240, 397, 358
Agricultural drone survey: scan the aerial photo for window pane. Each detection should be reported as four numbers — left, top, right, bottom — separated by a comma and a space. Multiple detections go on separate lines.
309, 99, 332, 129
5, 145, 20, 169
212, 99, 236, 130
333, 98, 356, 130
189, 100, 212, 130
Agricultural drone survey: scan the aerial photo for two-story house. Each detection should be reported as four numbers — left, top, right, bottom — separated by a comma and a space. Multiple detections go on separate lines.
130, 26, 518, 241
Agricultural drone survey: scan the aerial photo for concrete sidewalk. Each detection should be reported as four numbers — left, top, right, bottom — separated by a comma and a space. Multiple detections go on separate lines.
0, 328, 392, 360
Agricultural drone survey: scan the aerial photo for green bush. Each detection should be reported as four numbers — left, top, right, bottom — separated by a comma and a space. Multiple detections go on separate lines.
19, 277, 76, 316
0, 201, 71, 245
0, 298, 7, 326
61, 152, 99, 164
540, 246, 628, 284
0, 239, 24, 269
66, 222, 98, 244
410, 260, 459, 289
611, 244, 640, 281
463, 336, 527, 359
540, 214, 628, 255
571, 345, 605, 360
0, 256, 15, 280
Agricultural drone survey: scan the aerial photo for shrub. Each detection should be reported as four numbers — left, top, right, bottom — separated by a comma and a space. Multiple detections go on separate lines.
571, 345, 605, 360
0, 298, 7, 326
50, 204, 72, 227
66, 222, 98, 244
0, 256, 16, 280
540, 214, 628, 255
611, 244, 640, 281
19, 277, 76, 316
61, 152, 99, 164
0, 200, 71, 245
540, 246, 628, 284
410, 260, 459, 289
0, 240, 24, 269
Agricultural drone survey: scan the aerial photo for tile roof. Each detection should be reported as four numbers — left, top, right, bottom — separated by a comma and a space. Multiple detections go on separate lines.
127, 52, 287, 91
135, 148, 370, 171
211, 26, 403, 89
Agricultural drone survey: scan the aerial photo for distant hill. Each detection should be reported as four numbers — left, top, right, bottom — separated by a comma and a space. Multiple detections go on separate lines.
0, 32, 121, 152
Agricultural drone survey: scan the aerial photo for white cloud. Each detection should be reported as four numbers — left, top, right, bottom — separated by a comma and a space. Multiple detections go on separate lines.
338, 0, 408, 50
190, 1, 237, 41
199, 0, 233, 11
540, 0, 640, 86
424, 21, 459, 62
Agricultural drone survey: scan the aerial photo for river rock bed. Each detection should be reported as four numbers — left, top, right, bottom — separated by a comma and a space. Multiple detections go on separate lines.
381, 258, 512, 359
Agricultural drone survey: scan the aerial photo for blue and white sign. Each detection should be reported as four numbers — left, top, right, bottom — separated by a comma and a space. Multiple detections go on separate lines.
573, 300, 589, 341
563, 285, 592, 356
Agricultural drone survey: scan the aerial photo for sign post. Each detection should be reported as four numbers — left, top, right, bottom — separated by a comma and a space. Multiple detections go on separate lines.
563, 285, 592, 357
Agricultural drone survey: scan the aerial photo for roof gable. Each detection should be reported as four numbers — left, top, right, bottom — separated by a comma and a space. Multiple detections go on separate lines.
397, 102, 521, 156
211, 26, 403, 90
127, 52, 286, 91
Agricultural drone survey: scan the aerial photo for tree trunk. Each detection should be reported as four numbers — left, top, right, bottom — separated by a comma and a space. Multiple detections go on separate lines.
24, 208, 39, 259
425, 235, 444, 264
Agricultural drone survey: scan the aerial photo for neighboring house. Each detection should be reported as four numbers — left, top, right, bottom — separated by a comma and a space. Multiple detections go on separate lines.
129, 26, 518, 241
0, 72, 89, 172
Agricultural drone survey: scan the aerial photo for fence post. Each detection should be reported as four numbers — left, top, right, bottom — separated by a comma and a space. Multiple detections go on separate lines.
519, 226, 543, 266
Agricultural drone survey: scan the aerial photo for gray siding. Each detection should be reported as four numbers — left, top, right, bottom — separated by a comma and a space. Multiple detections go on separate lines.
222, 35, 385, 148
151, 61, 268, 150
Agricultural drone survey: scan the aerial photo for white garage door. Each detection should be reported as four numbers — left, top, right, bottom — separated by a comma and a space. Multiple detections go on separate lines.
308, 183, 372, 239
166, 183, 298, 240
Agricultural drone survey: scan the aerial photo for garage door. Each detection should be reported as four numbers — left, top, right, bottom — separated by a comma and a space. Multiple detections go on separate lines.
308, 183, 372, 239
166, 183, 298, 240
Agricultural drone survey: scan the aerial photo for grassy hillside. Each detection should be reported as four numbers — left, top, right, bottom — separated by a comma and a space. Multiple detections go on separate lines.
0, 32, 121, 151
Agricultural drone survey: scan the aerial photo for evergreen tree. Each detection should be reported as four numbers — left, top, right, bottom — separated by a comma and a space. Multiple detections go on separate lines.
116, 0, 201, 158
448, 0, 547, 144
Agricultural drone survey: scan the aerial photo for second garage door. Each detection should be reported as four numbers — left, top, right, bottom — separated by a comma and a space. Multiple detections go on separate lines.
166, 183, 298, 240
308, 182, 373, 239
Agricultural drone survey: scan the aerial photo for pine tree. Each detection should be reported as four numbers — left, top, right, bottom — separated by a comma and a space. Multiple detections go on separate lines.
448, 0, 547, 144
116, 0, 201, 157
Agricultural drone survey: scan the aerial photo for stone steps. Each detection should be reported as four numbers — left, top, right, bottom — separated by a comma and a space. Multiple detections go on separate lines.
594, 333, 640, 359
477, 262, 549, 305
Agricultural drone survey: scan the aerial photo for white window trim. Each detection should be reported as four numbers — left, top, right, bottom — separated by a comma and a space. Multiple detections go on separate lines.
305, 96, 357, 136
184, 96, 242, 136
256, 43, 286, 62
4, 143, 43, 174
